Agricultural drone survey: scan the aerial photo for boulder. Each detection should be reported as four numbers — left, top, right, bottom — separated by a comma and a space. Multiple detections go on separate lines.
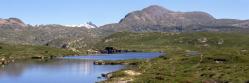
124, 70, 141, 76
101, 73, 113, 79
94, 60, 105, 65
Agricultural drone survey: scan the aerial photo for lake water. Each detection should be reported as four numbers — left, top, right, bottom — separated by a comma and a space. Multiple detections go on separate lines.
63, 52, 162, 60
0, 52, 161, 83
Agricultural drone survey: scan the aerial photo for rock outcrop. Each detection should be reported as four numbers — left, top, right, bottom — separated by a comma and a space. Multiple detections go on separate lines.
0, 18, 26, 30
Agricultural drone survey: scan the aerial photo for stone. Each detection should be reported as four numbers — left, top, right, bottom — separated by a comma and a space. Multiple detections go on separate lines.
101, 73, 112, 79
94, 60, 105, 65
185, 50, 200, 56
124, 70, 141, 76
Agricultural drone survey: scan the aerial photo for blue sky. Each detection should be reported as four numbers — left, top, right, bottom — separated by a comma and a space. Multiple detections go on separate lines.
0, 0, 248, 26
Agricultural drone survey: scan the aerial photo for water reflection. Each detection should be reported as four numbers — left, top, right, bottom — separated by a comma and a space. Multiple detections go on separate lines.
0, 59, 123, 83
0, 52, 161, 83
64, 52, 162, 60
0, 62, 28, 78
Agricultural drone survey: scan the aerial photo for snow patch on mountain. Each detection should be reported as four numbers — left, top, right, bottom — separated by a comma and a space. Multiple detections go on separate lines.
64, 22, 97, 29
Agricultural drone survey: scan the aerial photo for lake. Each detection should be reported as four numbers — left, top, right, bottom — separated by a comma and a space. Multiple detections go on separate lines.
63, 52, 162, 60
0, 52, 162, 83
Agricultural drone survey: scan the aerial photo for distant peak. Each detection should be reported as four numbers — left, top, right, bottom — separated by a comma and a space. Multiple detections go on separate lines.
87, 21, 98, 28
0, 17, 25, 25
143, 5, 173, 13
64, 22, 97, 29
146, 5, 165, 9
4, 18, 25, 24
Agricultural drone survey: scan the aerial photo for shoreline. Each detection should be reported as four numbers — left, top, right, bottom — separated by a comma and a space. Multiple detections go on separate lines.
95, 54, 165, 83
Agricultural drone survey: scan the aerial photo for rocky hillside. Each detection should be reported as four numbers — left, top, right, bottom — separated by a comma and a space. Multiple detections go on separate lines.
120, 5, 215, 27
0, 19, 100, 49
0, 5, 248, 50
99, 5, 249, 33
0, 18, 26, 30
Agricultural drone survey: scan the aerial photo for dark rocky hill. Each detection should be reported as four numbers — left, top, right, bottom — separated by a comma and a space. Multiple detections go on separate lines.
0, 18, 26, 30
99, 5, 248, 33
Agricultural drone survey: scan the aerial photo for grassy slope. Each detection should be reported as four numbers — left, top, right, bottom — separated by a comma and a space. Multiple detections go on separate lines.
99, 32, 249, 83
0, 43, 77, 59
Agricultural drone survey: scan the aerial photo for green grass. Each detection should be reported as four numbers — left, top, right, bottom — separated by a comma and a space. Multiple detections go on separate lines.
99, 32, 249, 83
133, 50, 249, 83
0, 43, 77, 59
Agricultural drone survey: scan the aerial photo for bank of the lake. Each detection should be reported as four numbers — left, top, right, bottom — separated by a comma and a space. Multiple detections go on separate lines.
2, 32, 249, 82
102, 51, 249, 83
97, 32, 249, 83
0, 43, 79, 65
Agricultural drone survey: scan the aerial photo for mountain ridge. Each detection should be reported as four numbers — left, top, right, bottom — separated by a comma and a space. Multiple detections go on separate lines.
99, 5, 248, 33
0, 5, 249, 49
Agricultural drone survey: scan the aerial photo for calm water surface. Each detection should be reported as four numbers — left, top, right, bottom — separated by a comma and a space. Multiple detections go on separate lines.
63, 52, 162, 60
0, 52, 161, 83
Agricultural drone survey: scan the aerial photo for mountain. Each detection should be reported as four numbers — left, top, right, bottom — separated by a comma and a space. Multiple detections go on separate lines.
119, 5, 215, 27
0, 5, 249, 50
0, 21, 100, 49
232, 20, 249, 28
99, 5, 248, 33
0, 18, 26, 30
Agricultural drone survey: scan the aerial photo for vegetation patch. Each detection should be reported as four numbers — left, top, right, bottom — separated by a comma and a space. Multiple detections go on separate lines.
100, 32, 249, 83
0, 43, 77, 64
